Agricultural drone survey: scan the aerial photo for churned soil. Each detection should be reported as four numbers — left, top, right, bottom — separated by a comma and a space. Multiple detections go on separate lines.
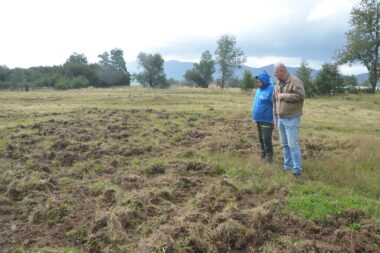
0, 109, 378, 252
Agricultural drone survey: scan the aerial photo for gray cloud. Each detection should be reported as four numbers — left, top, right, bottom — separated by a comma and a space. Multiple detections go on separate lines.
158, 22, 347, 64
156, 0, 354, 64
241, 24, 347, 61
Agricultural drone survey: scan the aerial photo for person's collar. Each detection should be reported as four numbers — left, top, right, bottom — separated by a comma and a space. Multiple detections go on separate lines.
284, 73, 291, 83
281, 73, 291, 84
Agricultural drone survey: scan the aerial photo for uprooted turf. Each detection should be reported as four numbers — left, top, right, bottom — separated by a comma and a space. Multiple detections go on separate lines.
0, 88, 379, 252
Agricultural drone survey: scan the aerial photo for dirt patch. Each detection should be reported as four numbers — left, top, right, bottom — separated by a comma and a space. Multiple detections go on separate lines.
181, 160, 210, 171
51, 140, 70, 150
0, 108, 379, 252
145, 163, 166, 175
212, 218, 255, 250
58, 152, 78, 166
112, 174, 142, 191
6, 187, 25, 201
333, 227, 379, 252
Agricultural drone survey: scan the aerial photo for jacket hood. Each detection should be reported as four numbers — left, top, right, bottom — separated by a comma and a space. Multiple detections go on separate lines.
255, 71, 271, 89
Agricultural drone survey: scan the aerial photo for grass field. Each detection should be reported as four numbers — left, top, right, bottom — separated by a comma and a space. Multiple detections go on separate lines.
0, 87, 379, 252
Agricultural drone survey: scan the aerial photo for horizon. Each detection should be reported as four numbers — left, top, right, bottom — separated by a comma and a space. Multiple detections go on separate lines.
1, 58, 369, 76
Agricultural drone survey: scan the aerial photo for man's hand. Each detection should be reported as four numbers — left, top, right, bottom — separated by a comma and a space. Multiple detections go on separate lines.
274, 120, 278, 128
278, 93, 285, 100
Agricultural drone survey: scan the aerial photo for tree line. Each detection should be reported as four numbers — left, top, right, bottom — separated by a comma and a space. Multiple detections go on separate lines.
295, 60, 369, 97
0, 34, 247, 90
0, 49, 130, 90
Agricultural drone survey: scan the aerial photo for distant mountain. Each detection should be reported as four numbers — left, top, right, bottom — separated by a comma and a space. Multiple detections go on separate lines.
355, 73, 370, 84
126, 60, 371, 84
164, 60, 194, 80
234, 64, 319, 82
159, 61, 321, 82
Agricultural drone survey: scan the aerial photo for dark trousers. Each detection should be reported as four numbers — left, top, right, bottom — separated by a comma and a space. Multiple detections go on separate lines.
256, 122, 274, 162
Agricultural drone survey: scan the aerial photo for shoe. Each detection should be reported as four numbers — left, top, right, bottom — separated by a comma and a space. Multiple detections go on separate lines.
293, 172, 302, 177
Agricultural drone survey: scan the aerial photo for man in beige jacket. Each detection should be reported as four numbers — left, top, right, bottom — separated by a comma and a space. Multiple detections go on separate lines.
273, 63, 305, 176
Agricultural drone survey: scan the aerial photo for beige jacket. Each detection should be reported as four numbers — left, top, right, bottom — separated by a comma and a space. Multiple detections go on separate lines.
273, 74, 305, 120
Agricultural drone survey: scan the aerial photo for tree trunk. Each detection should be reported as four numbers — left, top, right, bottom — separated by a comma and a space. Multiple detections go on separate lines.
369, 72, 378, 93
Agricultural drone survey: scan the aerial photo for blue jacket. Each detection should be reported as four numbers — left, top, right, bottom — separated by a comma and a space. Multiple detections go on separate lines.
253, 71, 274, 123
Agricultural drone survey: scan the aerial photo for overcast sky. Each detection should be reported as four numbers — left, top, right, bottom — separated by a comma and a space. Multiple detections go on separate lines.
1, 0, 367, 74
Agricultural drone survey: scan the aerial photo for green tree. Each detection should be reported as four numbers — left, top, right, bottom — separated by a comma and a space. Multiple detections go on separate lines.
110, 48, 128, 73
98, 52, 111, 69
32, 66, 63, 88
9, 68, 30, 90
296, 59, 314, 97
343, 75, 358, 88
64, 53, 99, 87
184, 50, 215, 88
314, 63, 344, 95
67, 53, 88, 64
55, 76, 71, 90
97, 48, 130, 87
183, 69, 202, 87
69, 76, 90, 89
109, 48, 130, 86
240, 70, 256, 90
135, 52, 169, 88
214, 34, 246, 89
337, 0, 380, 93
0, 65, 10, 89
361, 79, 371, 87
228, 77, 242, 88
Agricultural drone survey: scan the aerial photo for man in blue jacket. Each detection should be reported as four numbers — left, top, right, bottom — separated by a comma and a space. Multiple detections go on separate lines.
253, 71, 275, 163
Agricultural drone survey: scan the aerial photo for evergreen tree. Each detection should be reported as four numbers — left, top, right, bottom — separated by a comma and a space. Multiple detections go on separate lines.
240, 70, 256, 90
296, 59, 314, 97
314, 63, 343, 95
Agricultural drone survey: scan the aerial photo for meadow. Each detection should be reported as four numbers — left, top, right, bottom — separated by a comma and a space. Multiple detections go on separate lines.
0, 87, 379, 252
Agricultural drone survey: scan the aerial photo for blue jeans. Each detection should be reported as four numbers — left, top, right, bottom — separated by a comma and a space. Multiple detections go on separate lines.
278, 117, 302, 174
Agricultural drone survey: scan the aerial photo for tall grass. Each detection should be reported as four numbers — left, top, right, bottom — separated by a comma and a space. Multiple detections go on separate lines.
204, 153, 294, 193
303, 137, 380, 199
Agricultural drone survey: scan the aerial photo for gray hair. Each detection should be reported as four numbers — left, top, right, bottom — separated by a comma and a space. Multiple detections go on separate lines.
274, 63, 288, 72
